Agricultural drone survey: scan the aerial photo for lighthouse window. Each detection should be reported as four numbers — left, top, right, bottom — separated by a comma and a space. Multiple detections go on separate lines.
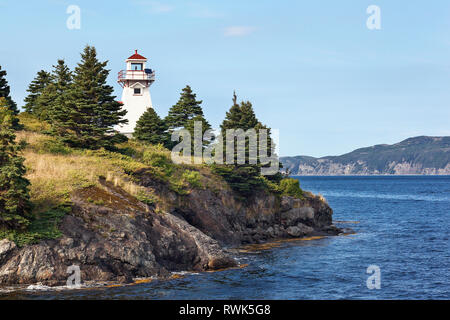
134, 88, 142, 95
131, 63, 143, 71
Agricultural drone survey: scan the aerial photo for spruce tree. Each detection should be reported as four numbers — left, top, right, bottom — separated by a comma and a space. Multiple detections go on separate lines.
38, 59, 73, 121
23, 70, 52, 114
220, 92, 242, 132
0, 66, 21, 129
0, 98, 31, 230
165, 85, 206, 130
133, 108, 170, 146
165, 85, 211, 152
50, 46, 127, 149
184, 113, 213, 153
238, 101, 259, 129
214, 92, 282, 194
220, 93, 275, 164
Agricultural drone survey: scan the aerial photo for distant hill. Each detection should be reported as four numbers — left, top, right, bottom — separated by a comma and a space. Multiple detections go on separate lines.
281, 136, 450, 176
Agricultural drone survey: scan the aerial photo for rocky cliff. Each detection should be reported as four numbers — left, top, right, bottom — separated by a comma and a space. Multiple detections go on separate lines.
281, 136, 450, 175
0, 174, 341, 287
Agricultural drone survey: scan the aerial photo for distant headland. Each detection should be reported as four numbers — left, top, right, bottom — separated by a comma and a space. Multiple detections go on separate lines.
281, 136, 450, 176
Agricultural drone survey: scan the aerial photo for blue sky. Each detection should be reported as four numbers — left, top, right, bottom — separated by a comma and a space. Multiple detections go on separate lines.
1, 0, 450, 157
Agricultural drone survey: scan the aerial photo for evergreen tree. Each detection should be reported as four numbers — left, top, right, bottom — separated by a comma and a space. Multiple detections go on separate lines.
220, 93, 276, 164
0, 66, 21, 129
165, 85, 205, 130
23, 70, 52, 114
238, 101, 259, 129
184, 113, 213, 153
214, 92, 282, 194
220, 92, 243, 131
38, 59, 73, 121
133, 108, 170, 146
0, 98, 31, 230
165, 85, 211, 152
50, 46, 127, 149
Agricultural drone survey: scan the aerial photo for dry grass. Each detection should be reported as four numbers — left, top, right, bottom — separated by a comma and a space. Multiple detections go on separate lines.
16, 131, 44, 147
16, 129, 218, 215
17, 131, 150, 214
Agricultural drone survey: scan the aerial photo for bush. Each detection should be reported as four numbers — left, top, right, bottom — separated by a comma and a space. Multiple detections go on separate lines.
136, 190, 156, 205
279, 178, 303, 199
0, 205, 69, 247
17, 112, 51, 133
182, 170, 203, 189
211, 164, 266, 197
40, 139, 73, 155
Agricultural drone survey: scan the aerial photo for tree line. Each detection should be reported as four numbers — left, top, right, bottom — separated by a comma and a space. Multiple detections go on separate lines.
1, 45, 285, 230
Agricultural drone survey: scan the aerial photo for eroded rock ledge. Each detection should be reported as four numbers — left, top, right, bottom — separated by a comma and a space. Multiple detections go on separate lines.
0, 177, 343, 287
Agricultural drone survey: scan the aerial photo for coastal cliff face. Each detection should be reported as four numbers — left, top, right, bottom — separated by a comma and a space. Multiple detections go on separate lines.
0, 175, 339, 287
281, 136, 450, 175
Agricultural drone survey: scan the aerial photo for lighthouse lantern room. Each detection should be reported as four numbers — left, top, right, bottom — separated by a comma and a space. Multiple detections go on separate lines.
117, 50, 155, 135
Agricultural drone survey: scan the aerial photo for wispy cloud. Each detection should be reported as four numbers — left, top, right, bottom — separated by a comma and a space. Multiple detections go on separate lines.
133, 1, 224, 18
187, 3, 222, 18
135, 0, 175, 14
224, 26, 257, 37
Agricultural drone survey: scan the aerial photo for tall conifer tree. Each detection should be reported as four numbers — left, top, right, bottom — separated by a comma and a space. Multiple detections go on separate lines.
133, 108, 170, 146
165, 85, 207, 130
50, 46, 127, 149
165, 85, 211, 151
0, 66, 21, 129
23, 70, 52, 114
0, 98, 31, 230
38, 59, 73, 121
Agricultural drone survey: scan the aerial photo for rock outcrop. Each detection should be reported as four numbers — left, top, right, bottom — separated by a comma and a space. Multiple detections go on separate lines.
0, 175, 341, 287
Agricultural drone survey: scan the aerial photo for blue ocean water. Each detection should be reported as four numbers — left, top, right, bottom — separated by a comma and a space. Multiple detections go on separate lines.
5, 176, 450, 299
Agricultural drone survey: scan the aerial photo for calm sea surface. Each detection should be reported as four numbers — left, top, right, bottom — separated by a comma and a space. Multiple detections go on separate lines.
2, 176, 449, 299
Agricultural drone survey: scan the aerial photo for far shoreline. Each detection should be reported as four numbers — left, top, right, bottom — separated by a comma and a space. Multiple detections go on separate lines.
290, 175, 450, 177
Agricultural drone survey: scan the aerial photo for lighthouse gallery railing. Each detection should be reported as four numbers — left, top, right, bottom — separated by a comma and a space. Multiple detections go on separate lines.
118, 70, 155, 81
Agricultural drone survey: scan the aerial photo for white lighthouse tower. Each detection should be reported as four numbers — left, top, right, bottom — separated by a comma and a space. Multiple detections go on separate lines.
117, 50, 156, 135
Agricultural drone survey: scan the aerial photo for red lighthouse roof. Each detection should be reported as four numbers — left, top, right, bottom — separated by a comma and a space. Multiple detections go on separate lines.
128, 50, 146, 60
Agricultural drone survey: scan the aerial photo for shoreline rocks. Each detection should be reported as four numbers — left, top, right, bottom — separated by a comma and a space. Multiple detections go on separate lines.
0, 177, 343, 287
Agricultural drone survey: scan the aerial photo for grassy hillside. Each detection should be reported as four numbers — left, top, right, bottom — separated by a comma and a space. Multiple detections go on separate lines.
1, 114, 301, 246
1, 114, 222, 245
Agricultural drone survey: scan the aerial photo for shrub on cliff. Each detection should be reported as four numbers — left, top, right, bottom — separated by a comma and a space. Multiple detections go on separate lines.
0, 98, 32, 230
279, 178, 303, 199
211, 164, 266, 197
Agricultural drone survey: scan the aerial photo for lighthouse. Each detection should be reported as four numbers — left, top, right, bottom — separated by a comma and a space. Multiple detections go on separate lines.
117, 50, 155, 135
